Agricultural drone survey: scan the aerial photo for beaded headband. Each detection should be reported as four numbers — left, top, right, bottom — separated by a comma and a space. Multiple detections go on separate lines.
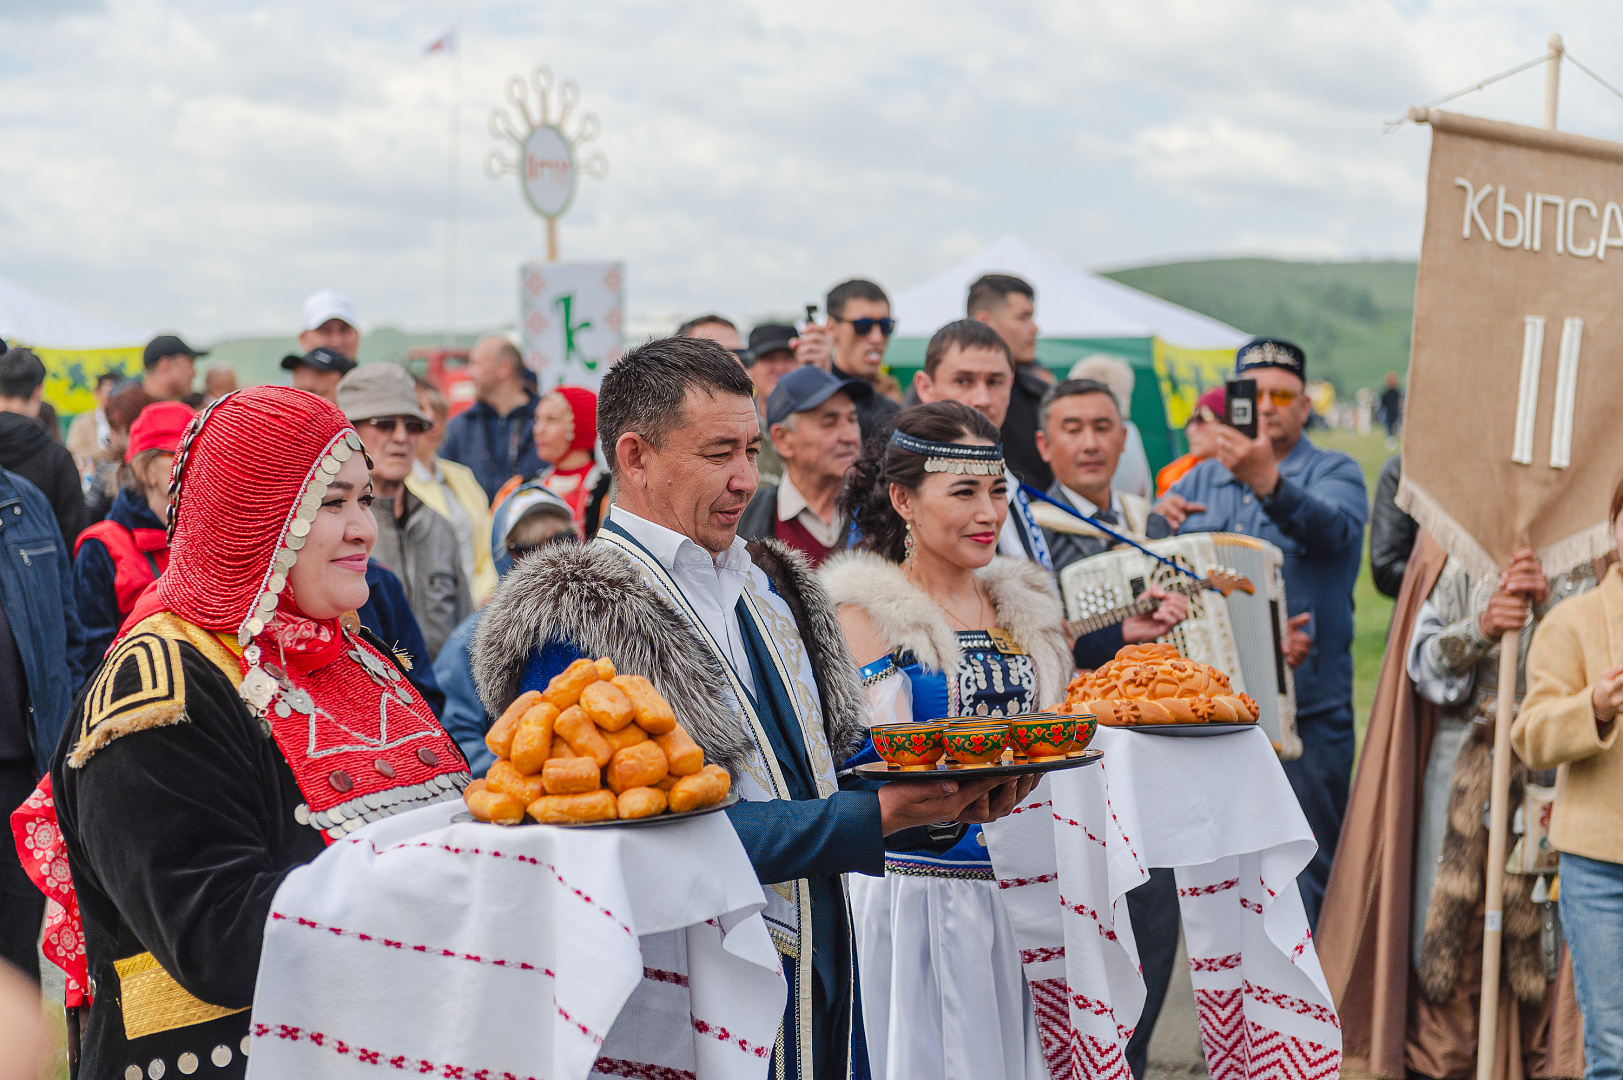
888, 430, 1005, 475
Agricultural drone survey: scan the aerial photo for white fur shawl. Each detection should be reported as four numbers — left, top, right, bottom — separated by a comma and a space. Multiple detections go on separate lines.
819, 549, 1074, 706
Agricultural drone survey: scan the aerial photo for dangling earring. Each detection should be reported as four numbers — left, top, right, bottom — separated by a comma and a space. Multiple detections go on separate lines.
903, 520, 916, 569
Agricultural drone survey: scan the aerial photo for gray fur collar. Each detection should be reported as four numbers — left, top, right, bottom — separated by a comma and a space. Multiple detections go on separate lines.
819, 549, 1074, 705
470, 537, 867, 776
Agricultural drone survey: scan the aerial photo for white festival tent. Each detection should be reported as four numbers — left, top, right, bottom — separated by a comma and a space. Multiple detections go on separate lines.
889, 234, 1247, 351
0, 275, 143, 350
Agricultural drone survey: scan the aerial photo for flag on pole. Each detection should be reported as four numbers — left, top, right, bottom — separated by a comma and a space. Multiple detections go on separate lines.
424, 28, 456, 55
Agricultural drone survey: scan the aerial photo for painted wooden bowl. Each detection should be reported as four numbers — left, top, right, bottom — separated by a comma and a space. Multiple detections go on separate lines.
1006, 714, 1077, 761
943, 722, 1009, 766
871, 722, 947, 769
1067, 712, 1099, 755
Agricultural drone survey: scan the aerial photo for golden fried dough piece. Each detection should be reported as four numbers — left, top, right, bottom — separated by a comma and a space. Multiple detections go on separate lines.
601, 723, 649, 755
556, 705, 613, 767
617, 786, 667, 819
580, 680, 637, 732
509, 702, 561, 775
487, 760, 547, 804
595, 657, 617, 681
543, 659, 600, 710
486, 690, 542, 760
607, 741, 669, 794
614, 674, 677, 734
653, 774, 677, 791
464, 779, 526, 825
542, 755, 602, 795
668, 764, 731, 813
528, 790, 618, 824
653, 724, 705, 777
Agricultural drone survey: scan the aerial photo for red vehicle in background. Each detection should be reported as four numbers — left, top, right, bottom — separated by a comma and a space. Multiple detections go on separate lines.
408, 346, 476, 417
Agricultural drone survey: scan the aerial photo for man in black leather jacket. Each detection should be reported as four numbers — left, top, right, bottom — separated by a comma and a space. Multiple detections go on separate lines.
1369, 454, 1418, 599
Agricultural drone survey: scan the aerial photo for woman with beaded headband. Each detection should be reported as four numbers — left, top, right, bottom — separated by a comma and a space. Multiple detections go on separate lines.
38, 386, 470, 1080
820, 401, 1071, 1080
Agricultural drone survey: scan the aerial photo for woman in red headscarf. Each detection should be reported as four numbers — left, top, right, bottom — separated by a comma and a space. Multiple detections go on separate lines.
45, 387, 470, 1080
521, 385, 611, 538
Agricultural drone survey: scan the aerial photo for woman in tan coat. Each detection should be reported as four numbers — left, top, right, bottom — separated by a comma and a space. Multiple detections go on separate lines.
1512, 476, 1623, 1080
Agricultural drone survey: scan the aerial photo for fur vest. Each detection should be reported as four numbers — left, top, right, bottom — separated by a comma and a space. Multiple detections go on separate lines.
470, 536, 868, 777
1418, 720, 1544, 1007
819, 549, 1074, 707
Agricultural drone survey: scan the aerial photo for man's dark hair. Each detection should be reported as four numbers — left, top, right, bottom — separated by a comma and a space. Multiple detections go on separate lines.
826, 279, 888, 321
0, 348, 47, 401
598, 336, 756, 479
923, 319, 1013, 378
1038, 378, 1120, 430
967, 274, 1034, 317
95, 370, 122, 390
675, 314, 736, 338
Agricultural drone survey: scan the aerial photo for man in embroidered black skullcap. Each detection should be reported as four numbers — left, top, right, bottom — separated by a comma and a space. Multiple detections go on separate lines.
1156, 337, 1368, 929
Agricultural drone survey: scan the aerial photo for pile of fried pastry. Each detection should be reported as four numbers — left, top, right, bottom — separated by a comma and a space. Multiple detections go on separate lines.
464, 657, 731, 825
1056, 643, 1260, 726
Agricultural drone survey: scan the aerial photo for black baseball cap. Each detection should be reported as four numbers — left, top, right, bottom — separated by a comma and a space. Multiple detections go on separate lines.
281, 346, 358, 376
765, 365, 871, 429
746, 324, 797, 364
1235, 337, 1306, 381
143, 334, 207, 368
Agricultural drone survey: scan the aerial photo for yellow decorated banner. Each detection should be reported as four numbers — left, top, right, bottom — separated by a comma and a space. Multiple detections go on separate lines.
1152, 338, 1236, 429
27, 346, 142, 416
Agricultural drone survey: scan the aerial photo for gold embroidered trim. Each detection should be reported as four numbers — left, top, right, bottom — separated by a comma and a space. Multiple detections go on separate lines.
113, 951, 246, 1040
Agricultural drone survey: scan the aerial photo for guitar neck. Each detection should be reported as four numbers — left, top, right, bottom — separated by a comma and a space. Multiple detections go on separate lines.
1072, 576, 1211, 636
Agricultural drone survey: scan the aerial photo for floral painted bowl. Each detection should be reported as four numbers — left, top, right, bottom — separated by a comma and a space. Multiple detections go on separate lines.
871, 722, 947, 770
1066, 712, 1098, 756
943, 722, 1009, 767
1006, 713, 1077, 761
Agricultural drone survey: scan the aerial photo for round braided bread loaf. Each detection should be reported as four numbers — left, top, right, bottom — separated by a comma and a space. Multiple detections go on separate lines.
1054, 643, 1259, 726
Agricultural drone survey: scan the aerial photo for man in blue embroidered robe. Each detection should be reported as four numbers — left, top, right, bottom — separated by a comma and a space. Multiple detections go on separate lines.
471, 337, 1028, 1080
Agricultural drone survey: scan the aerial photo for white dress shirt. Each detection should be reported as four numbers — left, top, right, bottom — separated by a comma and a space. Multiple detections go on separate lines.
776, 474, 841, 549
997, 466, 1032, 562
1058, 483, 1125, 523
608, 506, 759, 698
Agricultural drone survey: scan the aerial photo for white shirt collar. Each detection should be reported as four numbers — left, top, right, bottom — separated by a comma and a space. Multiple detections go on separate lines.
1058, 483, 1122, 520
607, 506, 753, 574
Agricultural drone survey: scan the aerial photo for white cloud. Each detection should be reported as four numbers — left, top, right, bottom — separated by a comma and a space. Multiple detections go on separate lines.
0, 0, 1620, 341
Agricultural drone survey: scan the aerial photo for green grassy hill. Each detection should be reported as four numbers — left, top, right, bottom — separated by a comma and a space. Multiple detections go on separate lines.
1104, 258, 1418, 394
201, 327, 490, 388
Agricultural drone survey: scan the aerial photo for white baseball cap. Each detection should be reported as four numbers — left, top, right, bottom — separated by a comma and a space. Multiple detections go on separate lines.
300, 289, 358, 332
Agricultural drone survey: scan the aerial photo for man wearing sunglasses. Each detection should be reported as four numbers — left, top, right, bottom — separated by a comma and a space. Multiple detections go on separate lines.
816, 278, 900, 442
1156, 337, 1368, 930
339, 363, 472, 661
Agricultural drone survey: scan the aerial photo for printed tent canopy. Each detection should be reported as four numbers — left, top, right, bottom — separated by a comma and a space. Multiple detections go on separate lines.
0, 276, 144, 415
886, 235, 1248, 476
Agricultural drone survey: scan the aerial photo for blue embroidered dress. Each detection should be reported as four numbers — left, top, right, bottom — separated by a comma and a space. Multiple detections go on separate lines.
848, 632, 1039, 875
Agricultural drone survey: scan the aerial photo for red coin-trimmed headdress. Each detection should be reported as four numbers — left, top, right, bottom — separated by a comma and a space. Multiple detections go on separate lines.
158, 386, 369, 645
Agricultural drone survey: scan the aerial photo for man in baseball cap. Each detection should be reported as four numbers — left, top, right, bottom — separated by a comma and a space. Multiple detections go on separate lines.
140, 334, 205, 402
280, 345, 356, 403
284, 289, 361, 400
338, 364, 470, 659
737, 365, 869, 566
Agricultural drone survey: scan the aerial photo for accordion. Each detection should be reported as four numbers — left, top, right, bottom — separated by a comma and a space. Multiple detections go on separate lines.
1057, 532, 1300, 760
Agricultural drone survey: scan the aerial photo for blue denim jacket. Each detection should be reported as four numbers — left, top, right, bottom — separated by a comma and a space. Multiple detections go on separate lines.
439, 394, 543, 501
0, 469, 87, 773
1168, 436, 1367, 723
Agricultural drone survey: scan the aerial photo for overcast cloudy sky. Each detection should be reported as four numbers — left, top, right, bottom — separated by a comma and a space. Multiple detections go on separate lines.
2, 0, 1620, 340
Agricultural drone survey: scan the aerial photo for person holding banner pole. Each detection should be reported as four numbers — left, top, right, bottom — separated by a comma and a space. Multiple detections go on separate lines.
1514, 473, 1623, 1080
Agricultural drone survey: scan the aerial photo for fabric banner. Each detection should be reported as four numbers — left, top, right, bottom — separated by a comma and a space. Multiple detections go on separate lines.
25, 345, 141, 417
1399, 109, 1623, 579
1154, 339, 1239, 430
519, 261, 625, 392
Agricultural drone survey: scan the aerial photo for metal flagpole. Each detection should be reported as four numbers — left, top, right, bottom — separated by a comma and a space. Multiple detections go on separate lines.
1475, 37, 1561, 1080
444, 12, 462, 348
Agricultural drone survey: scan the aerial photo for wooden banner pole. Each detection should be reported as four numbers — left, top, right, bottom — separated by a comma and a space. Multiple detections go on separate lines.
1474, 638, 1520, 1080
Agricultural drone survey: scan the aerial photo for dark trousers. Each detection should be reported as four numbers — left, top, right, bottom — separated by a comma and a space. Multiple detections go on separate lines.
1279, 708, 1355, 930
0, 758, 43, 980
1124, 867, 1181, 1079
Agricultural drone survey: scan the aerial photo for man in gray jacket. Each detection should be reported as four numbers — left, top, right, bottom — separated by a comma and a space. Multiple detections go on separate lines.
339, 364, 472, 659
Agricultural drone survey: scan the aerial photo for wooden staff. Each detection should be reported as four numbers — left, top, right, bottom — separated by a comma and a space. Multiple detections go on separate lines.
1477, 38, 1563, 1080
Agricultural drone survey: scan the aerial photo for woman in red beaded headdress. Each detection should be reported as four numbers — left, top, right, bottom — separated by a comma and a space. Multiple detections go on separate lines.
39, 386, 469, 1080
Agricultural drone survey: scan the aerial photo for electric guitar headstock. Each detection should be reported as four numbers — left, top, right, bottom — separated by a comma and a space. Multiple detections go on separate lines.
1205, 569, 1255, 597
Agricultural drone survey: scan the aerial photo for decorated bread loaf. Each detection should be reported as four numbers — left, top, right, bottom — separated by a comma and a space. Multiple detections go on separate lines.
466, 658, 731, 824
1055, 643, 1259, 726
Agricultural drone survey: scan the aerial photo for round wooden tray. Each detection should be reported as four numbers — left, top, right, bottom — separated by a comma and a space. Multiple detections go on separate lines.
451, 792, 740, 829
852, 748, 1102, 782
